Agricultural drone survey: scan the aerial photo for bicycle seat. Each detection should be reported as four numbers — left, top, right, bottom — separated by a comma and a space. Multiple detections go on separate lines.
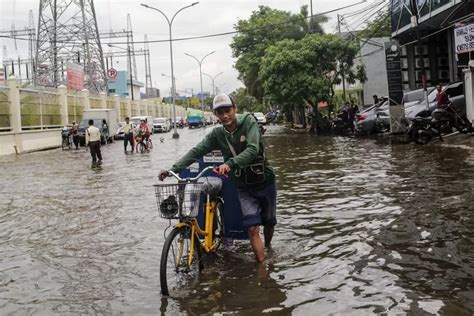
200, 177, 223, 197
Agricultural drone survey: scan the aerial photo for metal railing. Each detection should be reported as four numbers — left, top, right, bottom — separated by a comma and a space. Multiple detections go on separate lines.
0, 88, 11, 132
19, 89, 61, 130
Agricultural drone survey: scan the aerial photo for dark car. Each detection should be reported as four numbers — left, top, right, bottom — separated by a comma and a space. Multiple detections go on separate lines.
405, 82, 465, 121
355, 97, 390, 134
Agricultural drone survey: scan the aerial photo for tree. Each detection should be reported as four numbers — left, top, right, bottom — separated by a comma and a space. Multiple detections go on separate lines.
259, 34, 366, 132
230, 87, 265, 113
231, 6, 327, 103
358, 11, 391, 39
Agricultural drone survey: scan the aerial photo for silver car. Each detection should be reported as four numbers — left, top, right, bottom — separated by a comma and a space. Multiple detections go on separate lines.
355, 98, 390, 134
405, 82, 465, 121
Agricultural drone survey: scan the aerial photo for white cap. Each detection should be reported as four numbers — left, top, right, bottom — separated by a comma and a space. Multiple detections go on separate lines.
213, 94, 234, 110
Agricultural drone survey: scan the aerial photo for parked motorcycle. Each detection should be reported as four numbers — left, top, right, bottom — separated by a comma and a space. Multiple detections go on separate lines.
408, 103, 472, 145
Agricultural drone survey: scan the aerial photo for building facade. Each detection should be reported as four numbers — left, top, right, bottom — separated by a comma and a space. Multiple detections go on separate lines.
107, 71, 144, 100
390, 0, 473, 90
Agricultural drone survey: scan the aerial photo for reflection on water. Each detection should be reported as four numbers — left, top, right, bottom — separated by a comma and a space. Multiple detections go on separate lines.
0, 127, 473, 314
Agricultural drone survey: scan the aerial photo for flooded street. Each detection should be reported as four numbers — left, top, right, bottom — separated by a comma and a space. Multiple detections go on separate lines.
1, 126, 473, 315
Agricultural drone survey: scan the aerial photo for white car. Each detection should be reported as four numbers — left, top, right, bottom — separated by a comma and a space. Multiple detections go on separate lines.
153, 117, 171, 132
253, 112, 267, 125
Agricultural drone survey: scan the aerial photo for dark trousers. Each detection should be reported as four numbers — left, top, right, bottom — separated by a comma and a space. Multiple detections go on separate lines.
72, 135, 79, 149
89, 141, 102, 162
124, 133, 134, 151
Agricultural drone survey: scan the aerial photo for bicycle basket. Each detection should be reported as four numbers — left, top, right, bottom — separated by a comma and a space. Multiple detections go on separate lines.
154, 183, 202, 219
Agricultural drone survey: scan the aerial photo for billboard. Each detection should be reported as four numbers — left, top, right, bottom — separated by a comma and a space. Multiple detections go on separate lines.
454, 23, 474, 54
66, 62, 84, 90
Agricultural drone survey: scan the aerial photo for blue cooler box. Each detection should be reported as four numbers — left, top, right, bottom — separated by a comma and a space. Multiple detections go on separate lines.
178, 150, 248, 240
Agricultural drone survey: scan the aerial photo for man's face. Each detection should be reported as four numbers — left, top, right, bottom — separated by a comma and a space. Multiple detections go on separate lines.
436, 85, 442, 92
126, 119, 129, 123
214, 106, 236, 127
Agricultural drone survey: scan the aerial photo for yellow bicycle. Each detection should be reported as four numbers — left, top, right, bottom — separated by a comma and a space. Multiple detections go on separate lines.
154, 166, 225, 296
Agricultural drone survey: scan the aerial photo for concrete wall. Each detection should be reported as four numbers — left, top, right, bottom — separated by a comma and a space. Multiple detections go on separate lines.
361, 37, 389, 106
0, 129, 61, 156
0, 75, 197, 156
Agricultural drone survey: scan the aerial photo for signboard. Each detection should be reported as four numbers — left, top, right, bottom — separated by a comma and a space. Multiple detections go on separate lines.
107, 67, 118, 80
454, 23, 474, 54
66, 62, 84, 90
191, 98, 200, 105
385, 42, 403, 105
203, 150, 224, 163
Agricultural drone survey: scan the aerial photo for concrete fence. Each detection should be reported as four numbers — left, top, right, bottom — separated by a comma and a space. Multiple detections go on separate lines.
0, 75, 209, 156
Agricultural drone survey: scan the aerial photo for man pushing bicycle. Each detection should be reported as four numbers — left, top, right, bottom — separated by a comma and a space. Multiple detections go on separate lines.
159, 93, 276, 262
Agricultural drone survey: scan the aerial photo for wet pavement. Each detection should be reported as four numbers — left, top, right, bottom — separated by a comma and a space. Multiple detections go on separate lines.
1, 125, 473, 315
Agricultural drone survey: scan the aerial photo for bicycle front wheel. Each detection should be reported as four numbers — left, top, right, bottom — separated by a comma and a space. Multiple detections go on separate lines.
62, 138, 67, 150
136, 142, 145, 153
160, 226, 202, 296
212, 201, 225, 249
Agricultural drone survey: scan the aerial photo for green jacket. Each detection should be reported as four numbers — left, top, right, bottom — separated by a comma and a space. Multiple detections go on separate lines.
171, 113, 275, 189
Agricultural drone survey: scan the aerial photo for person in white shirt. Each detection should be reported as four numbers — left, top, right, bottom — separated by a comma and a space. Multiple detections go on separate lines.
85, 119, 102, 163
123, 117, 134, 153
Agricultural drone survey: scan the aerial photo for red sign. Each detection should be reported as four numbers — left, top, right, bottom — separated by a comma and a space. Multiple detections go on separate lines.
66, 63, 84, 90
0, 68, 5, 85
107, 68, 118, 80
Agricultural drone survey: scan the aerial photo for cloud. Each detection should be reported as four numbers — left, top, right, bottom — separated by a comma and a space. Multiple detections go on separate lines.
0, 0, 364, 95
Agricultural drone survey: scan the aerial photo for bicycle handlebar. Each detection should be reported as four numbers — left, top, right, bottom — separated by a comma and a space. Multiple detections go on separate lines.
168, 166, 215, 182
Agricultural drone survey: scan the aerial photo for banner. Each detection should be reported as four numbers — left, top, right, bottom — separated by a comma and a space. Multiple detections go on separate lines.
66, 62, 84, 90
454, 23, 474, 54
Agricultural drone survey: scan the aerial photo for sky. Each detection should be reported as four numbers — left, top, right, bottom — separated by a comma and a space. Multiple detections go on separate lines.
0, 0, 375, 96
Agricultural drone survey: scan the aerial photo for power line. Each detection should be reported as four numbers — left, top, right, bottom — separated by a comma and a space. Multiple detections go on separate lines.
1, 1, 367, 46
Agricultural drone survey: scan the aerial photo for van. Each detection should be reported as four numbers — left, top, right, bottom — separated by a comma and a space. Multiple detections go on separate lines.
79, 109, 119, 145
130, 116, 154, 133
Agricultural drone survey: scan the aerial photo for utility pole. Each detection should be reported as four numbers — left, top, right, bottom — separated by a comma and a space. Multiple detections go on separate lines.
410, 0, 429, 110
337, 14, 346, 103
310, 0, 313, 33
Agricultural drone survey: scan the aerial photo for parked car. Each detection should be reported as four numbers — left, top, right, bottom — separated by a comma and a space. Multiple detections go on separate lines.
405, 82, 465, 121
403, 87, 435, 108
114, 121, 137, 140
253, 112, 267, 125
130, 115, 154, 133
153, 117, 171, 133
355, 97, 390, 134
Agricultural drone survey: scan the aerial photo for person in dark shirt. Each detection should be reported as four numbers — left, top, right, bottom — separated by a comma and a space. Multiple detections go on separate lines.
435, 84, 449, 108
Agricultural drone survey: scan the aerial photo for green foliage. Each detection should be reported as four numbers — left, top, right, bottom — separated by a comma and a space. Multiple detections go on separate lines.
231, 6, 327, 102
230, 87, 265, 113
358, 12, 391, 39
260, 34, 366, 113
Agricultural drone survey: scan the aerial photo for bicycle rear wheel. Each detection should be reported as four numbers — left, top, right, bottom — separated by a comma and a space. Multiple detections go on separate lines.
147, 139, 153, 150
160, 226, 202, 296
62, 138, 68, 150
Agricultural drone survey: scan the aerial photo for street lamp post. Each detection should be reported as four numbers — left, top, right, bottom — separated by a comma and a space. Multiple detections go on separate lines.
184, 51, 215, 111
203, 71, 223, 98
141, 2, 199, 139
108, 43, 134, 100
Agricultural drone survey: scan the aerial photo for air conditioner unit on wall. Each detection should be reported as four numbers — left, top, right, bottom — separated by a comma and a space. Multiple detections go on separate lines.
415, 45, 428, 56
401, 58, 409, 69
438, 69, 450, 80
415, 58, 430, 68
437, 56, 449, 67
402, 71, 409, 82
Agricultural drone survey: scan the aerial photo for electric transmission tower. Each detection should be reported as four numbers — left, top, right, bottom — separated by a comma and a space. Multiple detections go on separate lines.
35, 0, 106, 92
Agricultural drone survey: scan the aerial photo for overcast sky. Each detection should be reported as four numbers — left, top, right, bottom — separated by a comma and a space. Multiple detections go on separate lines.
0, 0, 372, 95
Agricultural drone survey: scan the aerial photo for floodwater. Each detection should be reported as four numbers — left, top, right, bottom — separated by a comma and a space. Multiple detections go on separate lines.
1, 126, 473, 315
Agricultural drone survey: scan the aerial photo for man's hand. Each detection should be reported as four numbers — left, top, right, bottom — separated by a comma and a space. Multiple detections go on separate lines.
215, 163, 231, 176
158, 169, 170, 181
